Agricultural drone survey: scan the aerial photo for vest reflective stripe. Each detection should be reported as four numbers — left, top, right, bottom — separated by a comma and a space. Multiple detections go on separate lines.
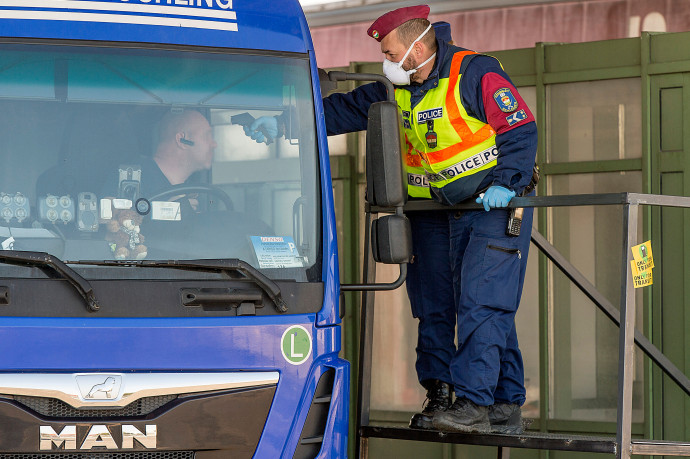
403, 132, 431, 198
406, 151, 423, 167
420, 138, 490, 165
445, 51, 495, 147
405, 133, 421, 167
395, 49, 498, 191
426, 145, 498, 183
408, 172, 429, 188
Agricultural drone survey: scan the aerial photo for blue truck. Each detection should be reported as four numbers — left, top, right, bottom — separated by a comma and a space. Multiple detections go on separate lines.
0, 0, 411, 457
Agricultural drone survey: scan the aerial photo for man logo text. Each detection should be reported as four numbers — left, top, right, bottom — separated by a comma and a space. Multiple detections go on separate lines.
40, 425, 157, 450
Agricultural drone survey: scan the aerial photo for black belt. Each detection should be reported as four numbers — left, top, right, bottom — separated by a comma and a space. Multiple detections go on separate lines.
523, 164, 540, 196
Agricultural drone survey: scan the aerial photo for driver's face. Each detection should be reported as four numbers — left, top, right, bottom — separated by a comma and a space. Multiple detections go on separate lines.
186, 113, 217, 172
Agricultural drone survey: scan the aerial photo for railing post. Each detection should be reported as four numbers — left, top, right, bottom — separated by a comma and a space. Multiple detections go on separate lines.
356, 211, 376, 459
616, 203, 638, 459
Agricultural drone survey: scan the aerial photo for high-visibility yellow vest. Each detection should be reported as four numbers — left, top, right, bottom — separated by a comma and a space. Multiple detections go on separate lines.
396, 50, 497, 199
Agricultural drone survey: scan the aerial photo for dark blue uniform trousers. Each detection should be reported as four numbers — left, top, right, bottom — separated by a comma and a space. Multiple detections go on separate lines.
406, 210, 456, 387
449, 206, 533, 406
406, 205, 533, 407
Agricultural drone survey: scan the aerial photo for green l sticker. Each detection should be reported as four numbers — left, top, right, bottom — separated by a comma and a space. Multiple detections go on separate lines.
281, 325, 312, 365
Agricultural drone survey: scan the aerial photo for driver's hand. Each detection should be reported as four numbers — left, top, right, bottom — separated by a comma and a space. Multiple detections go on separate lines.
243, 116, 278, 145
187, 193, 199, 211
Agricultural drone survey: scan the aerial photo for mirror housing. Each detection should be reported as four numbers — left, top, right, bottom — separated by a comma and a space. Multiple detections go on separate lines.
371, 215, 412, 264
366, 101, 407, 207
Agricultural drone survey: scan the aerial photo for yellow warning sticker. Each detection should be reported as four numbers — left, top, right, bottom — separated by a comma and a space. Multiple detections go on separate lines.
631, 260, 653, 288
631, 240, 654, 273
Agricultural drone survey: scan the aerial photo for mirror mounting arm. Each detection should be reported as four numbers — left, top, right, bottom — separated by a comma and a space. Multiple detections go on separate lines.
327, 71, 395, 103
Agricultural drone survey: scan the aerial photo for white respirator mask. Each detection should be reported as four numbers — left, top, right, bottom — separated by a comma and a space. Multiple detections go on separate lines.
382, 23, 437, 86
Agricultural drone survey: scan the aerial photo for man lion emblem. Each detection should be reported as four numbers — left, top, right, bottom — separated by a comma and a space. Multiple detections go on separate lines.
86, 377, 118, 399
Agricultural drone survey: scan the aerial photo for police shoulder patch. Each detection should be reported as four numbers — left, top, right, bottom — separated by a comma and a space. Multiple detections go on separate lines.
493, 88, 518, 113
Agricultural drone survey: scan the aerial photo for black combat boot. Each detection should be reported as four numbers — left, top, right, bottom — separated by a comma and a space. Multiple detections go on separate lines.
432, 397, 490, 433
489, 403, 523, 434
409, 380, 452, 430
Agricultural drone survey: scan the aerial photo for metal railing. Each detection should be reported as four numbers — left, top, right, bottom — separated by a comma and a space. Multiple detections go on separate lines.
356, 192, 690, 459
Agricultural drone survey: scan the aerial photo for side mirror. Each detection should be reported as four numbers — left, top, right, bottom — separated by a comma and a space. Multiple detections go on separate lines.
366, 101, 407, 208
336, 72, 411, 291
371, 215, 412, 264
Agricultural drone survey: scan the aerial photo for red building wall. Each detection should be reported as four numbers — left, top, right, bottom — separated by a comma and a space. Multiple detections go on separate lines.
310, 0, 690, 68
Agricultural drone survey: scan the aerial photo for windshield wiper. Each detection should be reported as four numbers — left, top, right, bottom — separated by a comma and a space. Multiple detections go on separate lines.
0, 251, 100, 312
67, 258, 288, 313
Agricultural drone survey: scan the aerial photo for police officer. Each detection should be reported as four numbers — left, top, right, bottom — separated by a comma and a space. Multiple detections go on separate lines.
245, 5, 536, 435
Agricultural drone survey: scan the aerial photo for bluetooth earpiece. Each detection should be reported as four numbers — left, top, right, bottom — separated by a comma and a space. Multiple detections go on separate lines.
180, 134, 195, 146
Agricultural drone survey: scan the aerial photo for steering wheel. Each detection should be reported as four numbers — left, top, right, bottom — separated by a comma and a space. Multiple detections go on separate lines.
148, 184, 234, 211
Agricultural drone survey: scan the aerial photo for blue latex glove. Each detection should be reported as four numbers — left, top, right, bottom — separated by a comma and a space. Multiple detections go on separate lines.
475, 185, 516, 212
243, 116, 278, 144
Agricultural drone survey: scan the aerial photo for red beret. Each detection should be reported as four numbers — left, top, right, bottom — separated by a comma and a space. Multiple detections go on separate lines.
367, 5, 430, 42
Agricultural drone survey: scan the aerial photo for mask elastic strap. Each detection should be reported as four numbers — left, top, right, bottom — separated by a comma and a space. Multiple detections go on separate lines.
415, 52, 436, 70
398, 23, 433, 66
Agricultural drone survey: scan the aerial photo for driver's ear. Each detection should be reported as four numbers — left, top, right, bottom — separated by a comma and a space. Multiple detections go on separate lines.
175, 132, 185, 148
176, 132, 193, 148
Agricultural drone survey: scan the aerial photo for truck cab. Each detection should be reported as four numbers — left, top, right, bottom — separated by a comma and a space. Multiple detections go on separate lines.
0, 1, 347, 457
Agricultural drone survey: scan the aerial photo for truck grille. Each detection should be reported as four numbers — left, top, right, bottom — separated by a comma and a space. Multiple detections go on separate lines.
13, 395, 177, 418
0, 453, 193, 459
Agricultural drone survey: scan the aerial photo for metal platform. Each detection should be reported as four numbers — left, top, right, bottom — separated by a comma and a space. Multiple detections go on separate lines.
362, 426, 690, 456
355, 193, 690, 459
362, 426, 616, 454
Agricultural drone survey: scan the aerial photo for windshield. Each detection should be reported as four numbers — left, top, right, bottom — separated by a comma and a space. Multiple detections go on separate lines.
0, 43, 320, 282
